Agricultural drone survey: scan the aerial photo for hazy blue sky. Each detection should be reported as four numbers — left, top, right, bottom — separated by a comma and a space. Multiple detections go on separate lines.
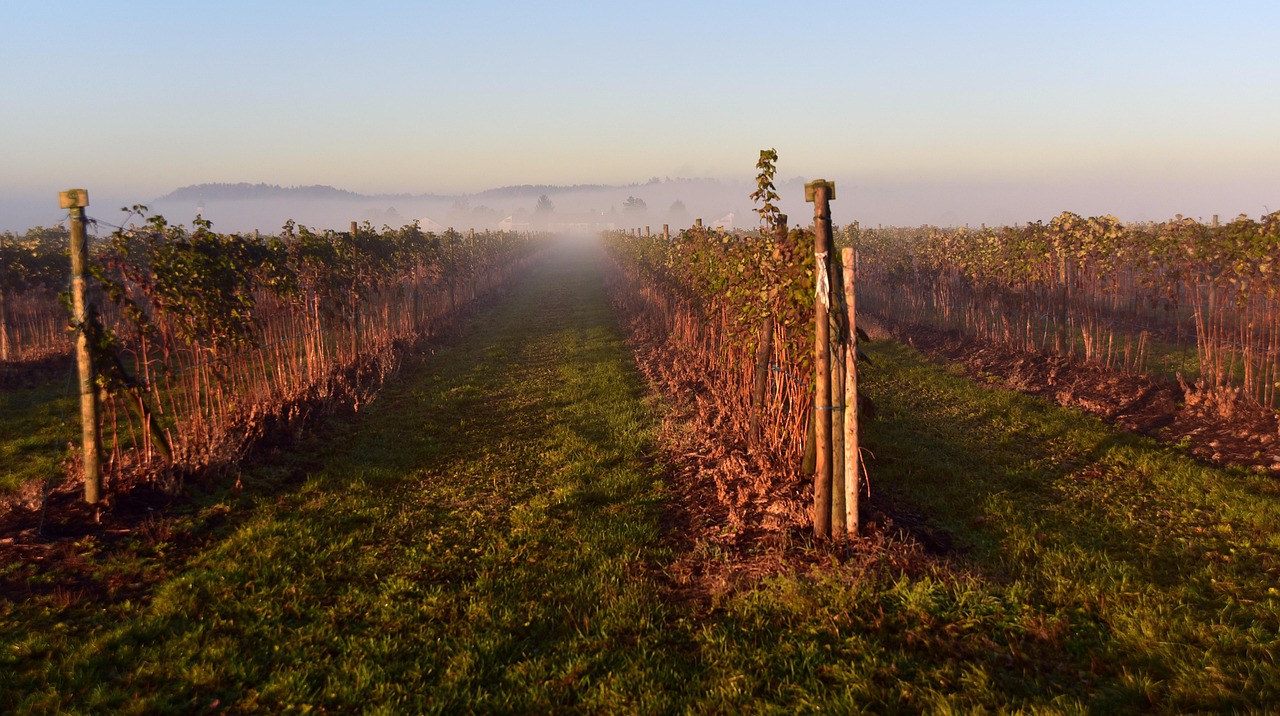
3, 0, 1278, 227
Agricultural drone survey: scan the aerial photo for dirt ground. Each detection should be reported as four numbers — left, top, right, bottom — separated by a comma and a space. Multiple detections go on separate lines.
891, 322, 1280, 475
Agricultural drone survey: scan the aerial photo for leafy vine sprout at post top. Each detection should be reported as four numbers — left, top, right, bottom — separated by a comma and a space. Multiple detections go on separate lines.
748, 149, 785, 449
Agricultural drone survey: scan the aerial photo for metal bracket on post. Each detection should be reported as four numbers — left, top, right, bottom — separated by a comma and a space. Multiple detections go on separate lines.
804, 180, 836, 203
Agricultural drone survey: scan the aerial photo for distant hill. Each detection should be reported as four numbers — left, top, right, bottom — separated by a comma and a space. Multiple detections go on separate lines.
157, 183, 378, 203
472, 184, 613, 200
154, 179, 730, 204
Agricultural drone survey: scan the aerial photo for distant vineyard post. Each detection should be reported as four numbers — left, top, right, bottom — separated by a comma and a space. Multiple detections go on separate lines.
62, 188, 103, 505
447, 228, 457, 310
807, 179, 836, 539
349, 221, 363, 353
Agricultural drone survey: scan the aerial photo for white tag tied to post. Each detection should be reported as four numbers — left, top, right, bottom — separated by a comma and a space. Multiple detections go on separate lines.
814, 251, 830, 310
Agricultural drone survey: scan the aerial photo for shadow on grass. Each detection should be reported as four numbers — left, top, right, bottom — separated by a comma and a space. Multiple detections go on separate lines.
861, 339, 1280, 710
4, 246, 699, 713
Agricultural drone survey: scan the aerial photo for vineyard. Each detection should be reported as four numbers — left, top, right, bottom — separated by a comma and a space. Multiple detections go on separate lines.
856, 212, 1280, 408
3, 176, 1280, 711
1, 209, 540, 501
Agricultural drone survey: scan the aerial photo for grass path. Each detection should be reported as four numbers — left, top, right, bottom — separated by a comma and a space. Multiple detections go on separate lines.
3, 244, 696, 712
4, 243, 1280, 713
0, 374, 78, 494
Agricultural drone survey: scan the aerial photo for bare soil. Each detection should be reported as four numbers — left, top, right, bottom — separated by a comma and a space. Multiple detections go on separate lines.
892, 322, 1280, 475
609, 285, 946, 607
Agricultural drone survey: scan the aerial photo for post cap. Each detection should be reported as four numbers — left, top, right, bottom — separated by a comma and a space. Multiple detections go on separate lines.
804, 180, 836, 202
59, 189, 89, 209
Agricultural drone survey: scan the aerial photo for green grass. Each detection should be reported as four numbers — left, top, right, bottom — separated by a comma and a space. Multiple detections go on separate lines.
3, 246, 1279, 713
0, 375, 79, 493
855, 341, 1280, 711
1, 246, 693, 713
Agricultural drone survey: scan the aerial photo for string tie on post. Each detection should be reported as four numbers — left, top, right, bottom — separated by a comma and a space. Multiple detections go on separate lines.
815, 251, 830, 310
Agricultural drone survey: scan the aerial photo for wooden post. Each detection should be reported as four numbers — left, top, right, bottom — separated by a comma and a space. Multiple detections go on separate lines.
806, 180, 836, 539
842, 246, 861, 537
663, 224, 669, 240
350, 221, 358, 235
1056, 252, 1069, 354
447, 227, 457, 311
695, 218, 703, 228
0, 288, 9, 362
749, 215, 786, 448
831, 306, 846, 539
62, 189, 102, 505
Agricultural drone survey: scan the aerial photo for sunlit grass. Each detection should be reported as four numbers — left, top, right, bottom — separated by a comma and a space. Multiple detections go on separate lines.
0, 376, 78, 493
2, 249, 1278, 712
858, 340, 1280, 711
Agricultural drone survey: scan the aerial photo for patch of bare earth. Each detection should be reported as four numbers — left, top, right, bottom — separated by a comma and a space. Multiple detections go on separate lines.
892, 322, 1280, 474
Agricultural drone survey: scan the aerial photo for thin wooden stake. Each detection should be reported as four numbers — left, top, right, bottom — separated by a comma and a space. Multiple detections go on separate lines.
831, 312, 847, 539
842, 246, 861, 537
62, 189, 102, 505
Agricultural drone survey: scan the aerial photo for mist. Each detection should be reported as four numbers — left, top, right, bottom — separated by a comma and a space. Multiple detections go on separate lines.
82, 179, 779, 237
4, 174, 1276, 236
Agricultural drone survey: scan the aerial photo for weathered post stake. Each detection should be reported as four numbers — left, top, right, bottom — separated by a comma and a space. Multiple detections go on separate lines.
62, 189, 102, 504
842, 246, 861, 537
806, 179, 835, 538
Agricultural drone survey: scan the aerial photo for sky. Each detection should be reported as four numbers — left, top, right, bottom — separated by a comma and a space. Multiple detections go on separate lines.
3, 0, 1278, 230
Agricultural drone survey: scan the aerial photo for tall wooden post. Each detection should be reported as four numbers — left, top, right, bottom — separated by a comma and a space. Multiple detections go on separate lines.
62, 189, 102, 505
842, 246, 861, 537
807, 180, 836, 539
350, 221, 358, 235
663, 224, 669, 240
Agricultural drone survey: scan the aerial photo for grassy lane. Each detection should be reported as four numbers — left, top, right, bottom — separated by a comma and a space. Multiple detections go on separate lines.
2, 244, 695, 713
4, 244, 1280, 713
